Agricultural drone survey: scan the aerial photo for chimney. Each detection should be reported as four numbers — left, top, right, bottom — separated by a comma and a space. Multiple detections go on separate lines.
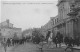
6, 19, 9, 27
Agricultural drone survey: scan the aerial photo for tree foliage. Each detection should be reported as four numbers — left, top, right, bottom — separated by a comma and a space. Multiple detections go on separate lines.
32, 29, 45, 44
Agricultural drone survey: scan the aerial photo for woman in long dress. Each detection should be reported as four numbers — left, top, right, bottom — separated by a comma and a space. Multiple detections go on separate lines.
48, 31, 53, 48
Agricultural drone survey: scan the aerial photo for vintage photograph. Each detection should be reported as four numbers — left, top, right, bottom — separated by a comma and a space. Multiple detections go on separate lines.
0, 0, 80, 52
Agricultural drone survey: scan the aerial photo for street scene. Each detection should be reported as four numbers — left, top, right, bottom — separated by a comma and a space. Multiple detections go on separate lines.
0, 0, 80, 52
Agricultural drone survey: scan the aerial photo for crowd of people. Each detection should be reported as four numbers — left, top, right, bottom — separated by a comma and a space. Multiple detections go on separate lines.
0, 36, 31, 48
45, 30, 80, 49
0, 30, 80, 52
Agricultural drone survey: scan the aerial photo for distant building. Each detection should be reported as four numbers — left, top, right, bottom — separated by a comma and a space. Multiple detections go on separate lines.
22, 28, 33, 37
41, 17, 56, 37
42, 18, 53, 31
0, 19, 22, 38
51, 16, 59, 36
12, 27, 22, 38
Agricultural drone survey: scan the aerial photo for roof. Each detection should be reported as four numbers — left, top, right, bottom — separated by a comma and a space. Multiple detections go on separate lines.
0, 26, 13, 29
12, 27, 22, 30
57, 0, 67, 6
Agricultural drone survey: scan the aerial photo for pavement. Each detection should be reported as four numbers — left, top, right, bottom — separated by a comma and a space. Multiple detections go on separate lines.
0, 42, 80, 52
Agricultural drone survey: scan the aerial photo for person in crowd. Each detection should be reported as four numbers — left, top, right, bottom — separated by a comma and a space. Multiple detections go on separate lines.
53, 36, 58, 47
65, 37, 73, 51
10, 38, 13, 46
48, 31, 53, 48
6, 38, 11, 47
45, 31, 51, 42
64, 36, 69, 46
55, 32, 63, 48
1, 38, 7, 52
74, 37, 80, 46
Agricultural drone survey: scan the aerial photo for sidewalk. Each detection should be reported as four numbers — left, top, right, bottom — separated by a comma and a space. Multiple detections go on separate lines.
35, 48, 65, 52
35, 43, 66, 52
43, 43, 67, 49
42, 44, 80, 52
37, 43, 80, 52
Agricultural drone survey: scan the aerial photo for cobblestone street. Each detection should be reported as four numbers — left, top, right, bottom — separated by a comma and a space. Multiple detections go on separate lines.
0, 42, 65, 52
0, 43, 38, 52
0, 42, 80, 52
0, 42, 71, 52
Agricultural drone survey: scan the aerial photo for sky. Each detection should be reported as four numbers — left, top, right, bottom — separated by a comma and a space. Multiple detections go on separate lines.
1, 0, 58, 30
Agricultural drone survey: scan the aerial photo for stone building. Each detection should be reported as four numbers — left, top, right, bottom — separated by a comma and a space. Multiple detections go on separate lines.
0, 19, 22, 39
40, 17, 55, 37
53, 0, 80, 38
54, 0, 71, 37
51, 16, 59, 36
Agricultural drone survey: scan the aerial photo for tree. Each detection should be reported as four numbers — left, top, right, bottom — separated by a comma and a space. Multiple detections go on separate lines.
56, 32, 63, 43
32, 29, 45, 44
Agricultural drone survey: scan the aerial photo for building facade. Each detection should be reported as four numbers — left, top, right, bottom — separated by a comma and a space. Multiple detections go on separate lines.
53, 0, 80, 38
0, 19, 22, 39
41, 17, 56, 37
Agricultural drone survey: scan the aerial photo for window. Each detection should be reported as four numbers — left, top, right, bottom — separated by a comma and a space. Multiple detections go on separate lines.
52, 20, 54, 25
57, 18, 58, 22
55, 19, 56, 24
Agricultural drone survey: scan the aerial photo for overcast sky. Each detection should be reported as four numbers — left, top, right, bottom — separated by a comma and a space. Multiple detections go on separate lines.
1, 0, 58, 30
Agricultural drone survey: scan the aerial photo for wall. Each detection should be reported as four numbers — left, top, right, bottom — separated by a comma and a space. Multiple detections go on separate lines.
0, 20, 22, 39
1, 28, 14, 38
66, 20, 73, 37
12, 28, 22, 38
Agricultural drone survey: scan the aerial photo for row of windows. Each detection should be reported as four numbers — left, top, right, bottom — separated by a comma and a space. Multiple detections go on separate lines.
53, 18, 59, 25
58, 2, 72, 20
